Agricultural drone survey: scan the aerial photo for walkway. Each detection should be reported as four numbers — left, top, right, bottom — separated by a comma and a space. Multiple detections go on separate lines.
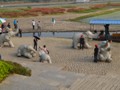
0, 62, 120, 90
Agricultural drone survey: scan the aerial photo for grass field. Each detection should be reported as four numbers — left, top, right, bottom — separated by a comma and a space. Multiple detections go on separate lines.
81, 11, 120, 23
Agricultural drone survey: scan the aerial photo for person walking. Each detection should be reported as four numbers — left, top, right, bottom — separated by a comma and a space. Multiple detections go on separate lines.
80, 35, 85, 50
94, 44, 99, 63
32, 20, 36, 36
37, 21, 41, 36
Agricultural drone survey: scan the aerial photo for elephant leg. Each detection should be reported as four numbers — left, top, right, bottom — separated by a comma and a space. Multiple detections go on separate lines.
32, 53, 36, 57
72, 41, 74, 48
106, 58, 112, 63
17, 49, 22, 57
24, 53, 32, 59
85, 42, 91, 49
47, 56, 52, 64
106, 53, 112, 62
99, 54, 106, 61
72, 38, 78, 49
8, 40, 14, 47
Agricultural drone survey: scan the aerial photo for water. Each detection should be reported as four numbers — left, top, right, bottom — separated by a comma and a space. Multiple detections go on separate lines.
22, 32, 77, 38
22, 31, 120, 39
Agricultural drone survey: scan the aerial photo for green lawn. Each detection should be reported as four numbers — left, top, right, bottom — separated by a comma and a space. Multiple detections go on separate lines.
81, 11, 120, 23
0, 60, 31, 83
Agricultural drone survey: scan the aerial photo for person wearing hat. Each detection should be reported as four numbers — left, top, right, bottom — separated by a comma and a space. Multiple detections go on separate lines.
33, 36, 40, 51
80, 34, 85, 50
94, 44, 99, 63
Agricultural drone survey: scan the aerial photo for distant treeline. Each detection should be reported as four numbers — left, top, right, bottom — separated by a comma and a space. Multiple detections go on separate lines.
0, 0, 74, 2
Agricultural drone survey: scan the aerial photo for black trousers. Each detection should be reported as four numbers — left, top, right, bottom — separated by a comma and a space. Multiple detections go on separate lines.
94, 54, 98, 62
34, 44, 37, 51
80, 44, 84, 50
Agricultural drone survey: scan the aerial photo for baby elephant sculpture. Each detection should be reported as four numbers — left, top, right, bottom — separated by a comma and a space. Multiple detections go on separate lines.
17, 45, 36, 59
72, 31, 99, 49
98, 40, 112, 62
0, 27, 19, 48
39, 50, 52, 64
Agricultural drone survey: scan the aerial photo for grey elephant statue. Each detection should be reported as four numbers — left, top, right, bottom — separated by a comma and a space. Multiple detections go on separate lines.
39, 49, 52, 64
72, 31, 99, 49
0, 27, 19, 48
17, 45, 37, 59
98, 40, 112, 62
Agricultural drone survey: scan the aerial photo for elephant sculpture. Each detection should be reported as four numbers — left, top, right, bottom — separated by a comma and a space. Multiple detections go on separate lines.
17, 45, 36, 59
98, 40, 112, 62
72, 31, 99, 49
39, 49, 52, 64
0, 27, 19, 48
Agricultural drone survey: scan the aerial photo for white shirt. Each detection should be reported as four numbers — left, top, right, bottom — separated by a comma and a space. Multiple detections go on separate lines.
32, 21, 36, 26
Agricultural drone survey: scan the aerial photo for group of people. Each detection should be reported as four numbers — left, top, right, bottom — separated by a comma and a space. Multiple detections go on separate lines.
94, 40, 112, 63
32, 18, 56, 36
33, 35, 50, 63
33, 35, 49, 53
32, 20, 41, 36
0, 22, 11, 33
0, 19, 22, 37
79, 34, 112, 63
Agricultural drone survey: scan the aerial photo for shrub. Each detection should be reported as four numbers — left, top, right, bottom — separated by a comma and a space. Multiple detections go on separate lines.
0, 60, 31, 83
67, 8, 86, 13
28, 8, 66, 15
90, 4, 107, 9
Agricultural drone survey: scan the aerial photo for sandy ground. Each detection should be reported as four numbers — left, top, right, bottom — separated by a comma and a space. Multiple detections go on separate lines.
1, 37, 120, 76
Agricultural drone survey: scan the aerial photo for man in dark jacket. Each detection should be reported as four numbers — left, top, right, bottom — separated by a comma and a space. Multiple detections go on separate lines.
80, 35, 85, 50
94, 44, 99, 63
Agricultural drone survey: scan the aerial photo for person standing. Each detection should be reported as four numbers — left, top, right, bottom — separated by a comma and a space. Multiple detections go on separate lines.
33, 37, 38, 51
104, 24, 110, 40
7, 22, 11, 28
19, 28, 22, 37
37, 21, 41, 36
80, 35, 85, 50
52, 18, 56, 26
0, 27, 2, 34
94, 44, 99, 63
13, 19, 18, 29
33, 36, 40, 51
1, 23, 5, 32
32, 20, 36, 36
